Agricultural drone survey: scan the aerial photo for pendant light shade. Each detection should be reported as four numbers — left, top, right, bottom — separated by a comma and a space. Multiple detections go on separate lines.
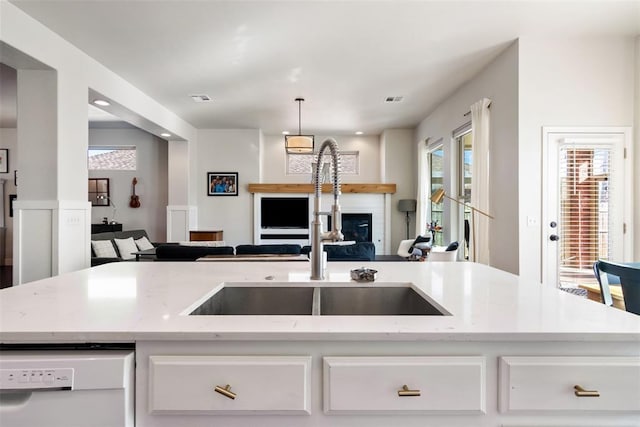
285, 98, 314, 153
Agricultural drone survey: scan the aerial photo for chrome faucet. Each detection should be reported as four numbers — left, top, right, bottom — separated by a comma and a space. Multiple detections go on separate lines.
311, 138, 343, 280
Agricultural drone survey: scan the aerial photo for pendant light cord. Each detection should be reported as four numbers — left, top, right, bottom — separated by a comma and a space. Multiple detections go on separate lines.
296, 97, 304, 136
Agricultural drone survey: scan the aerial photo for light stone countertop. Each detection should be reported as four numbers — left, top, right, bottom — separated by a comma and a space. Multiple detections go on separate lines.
1, 261, 639, 343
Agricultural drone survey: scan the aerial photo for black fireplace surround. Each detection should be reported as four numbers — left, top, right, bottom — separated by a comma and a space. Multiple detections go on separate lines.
328, 213, 373, 243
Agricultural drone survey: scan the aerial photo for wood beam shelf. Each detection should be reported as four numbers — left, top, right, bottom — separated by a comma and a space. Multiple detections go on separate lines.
247, 183, 396, 194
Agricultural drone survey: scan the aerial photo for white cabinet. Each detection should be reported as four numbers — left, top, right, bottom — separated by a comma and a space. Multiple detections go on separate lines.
148, 355, 312, 414
499, 356, 640, 412
323, 356, 486, 414
137, 342, 640, 427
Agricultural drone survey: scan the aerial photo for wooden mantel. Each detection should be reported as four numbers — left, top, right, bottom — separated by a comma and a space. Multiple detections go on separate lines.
247, 183, 396, 194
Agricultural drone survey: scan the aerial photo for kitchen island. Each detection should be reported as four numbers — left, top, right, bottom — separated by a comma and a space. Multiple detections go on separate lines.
1, 261, 639, 426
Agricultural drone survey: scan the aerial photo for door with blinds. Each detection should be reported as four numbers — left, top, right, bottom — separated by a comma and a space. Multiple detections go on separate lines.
543, 128, 629, 288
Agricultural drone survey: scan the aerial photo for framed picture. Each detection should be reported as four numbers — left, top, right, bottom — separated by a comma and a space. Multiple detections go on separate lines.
9, 194, 16, 217
0, 149, 8, 173
207, 172, 238, 196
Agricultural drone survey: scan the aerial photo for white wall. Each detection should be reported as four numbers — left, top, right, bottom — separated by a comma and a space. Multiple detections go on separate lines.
261, 134, 380, 183
196, 129, 260, 247
381, 129, 416, 253
89, 128, 168, 241
0, 128, 17, 264
416, 41, 519, 274
518, 36, 636, 283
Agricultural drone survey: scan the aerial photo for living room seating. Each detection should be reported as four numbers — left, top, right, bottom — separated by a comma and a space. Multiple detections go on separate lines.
91, 229, 158, 266
155, 245, 235, 261
428, 241, 459, 262
302, 242, 376, 261
235, 244, 301, 255
397, 235, 431, 259
397, 238, 458, 261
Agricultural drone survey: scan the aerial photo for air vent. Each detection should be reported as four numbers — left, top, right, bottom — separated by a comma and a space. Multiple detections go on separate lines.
190, 94, 212, 102
385, 96, 404, 103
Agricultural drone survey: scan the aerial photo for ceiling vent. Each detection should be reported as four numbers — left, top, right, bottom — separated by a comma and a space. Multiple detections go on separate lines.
385, 96, 404, 103
190, 94, 212, 102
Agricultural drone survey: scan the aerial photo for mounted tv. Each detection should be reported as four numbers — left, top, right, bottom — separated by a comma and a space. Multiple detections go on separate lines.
260, 197, 309, 229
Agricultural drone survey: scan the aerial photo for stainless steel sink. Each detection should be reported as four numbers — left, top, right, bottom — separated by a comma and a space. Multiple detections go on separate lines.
188, 283, 447, 316
318, 286, 444, 315
189, 286, 314, 315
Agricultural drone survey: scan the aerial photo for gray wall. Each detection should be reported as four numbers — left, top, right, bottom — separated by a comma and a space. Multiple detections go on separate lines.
381, 129, 416, 253
416, 41, 519, 274
89, 128, 168, 242
196, 129, 260, 247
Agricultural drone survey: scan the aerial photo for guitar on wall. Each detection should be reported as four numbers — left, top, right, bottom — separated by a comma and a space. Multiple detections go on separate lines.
129, 177, 141, 208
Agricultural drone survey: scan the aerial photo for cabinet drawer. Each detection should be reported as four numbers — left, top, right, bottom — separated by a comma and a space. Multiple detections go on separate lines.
323, 356, 485, 414
499, 356, 640, 412
149, 355, 311, 414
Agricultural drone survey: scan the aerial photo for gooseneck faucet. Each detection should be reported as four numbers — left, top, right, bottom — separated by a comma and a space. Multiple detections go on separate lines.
311, 138, 344, 280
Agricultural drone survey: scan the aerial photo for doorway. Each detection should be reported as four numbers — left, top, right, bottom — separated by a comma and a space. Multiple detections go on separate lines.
542, 127, 631, 288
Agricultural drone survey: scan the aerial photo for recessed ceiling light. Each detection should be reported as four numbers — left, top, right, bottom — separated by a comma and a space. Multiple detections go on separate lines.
190, 94, 212, 103
160, 132, 171, 138
282, 131, 290, 135
93, 99, 110, 106
355, 131, 363, 135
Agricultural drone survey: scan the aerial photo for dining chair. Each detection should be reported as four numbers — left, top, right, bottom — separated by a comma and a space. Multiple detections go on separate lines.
595, 260, 640, 315
592, 261, 613, 307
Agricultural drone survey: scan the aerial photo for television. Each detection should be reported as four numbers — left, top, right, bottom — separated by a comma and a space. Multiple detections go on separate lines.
260, 197, 309, 229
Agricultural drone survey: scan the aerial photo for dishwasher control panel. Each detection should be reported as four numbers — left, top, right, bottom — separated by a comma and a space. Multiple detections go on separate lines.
1, 368, 73, 390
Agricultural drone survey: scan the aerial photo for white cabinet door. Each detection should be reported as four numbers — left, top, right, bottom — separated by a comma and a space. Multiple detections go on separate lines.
499, 356, 640, 412
323, 356, 486, 414
149, 355, 311, 414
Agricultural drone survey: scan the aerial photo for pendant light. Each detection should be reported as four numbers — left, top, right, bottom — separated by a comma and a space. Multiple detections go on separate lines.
285, 97, 314, 153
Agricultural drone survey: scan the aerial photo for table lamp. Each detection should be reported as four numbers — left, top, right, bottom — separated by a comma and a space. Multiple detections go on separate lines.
97, 194, 117, 224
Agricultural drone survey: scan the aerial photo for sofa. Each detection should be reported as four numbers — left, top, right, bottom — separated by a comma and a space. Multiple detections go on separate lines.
235, 244, 301, 255
155, 244, 235, 261
301, 242, 376, 261
90, 229, 159, 266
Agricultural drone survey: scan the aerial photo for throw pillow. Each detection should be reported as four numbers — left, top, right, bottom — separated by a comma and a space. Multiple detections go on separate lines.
445, 241, 459, 252
114, 237, 138, 260
91, 240, 117, 258
409, 235, 431, 252
135, 236, 154, 251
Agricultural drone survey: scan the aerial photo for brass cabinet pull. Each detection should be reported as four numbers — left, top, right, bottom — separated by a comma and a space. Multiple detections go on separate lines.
574, 385, 600, 397
214, 384, 236, 400
397, 384, 421, 397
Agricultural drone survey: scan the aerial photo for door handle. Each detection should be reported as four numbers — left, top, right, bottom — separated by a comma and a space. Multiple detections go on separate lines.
549, 234, 559, 241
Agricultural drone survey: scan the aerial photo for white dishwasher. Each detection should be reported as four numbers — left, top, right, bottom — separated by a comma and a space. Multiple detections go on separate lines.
0, 350, 134, 427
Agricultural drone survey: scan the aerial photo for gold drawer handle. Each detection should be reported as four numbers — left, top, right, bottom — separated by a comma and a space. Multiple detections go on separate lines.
398, 384, 421, 397
214, 384, 236, 400
574, 385, 600, 397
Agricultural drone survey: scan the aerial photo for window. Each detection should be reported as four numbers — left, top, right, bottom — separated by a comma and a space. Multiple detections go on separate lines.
559, 147, 614, 278
88, 178, 109, 206
287, 151, 359, 175
88, 146, 136, 170
428, 144, 444, 246
454, 124, 472, 259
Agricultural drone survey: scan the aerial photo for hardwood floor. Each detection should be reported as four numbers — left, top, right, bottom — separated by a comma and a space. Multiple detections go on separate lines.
0, 266, 12, 289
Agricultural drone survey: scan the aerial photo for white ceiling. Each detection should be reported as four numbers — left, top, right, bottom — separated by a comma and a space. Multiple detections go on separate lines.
5, 0, 640, 135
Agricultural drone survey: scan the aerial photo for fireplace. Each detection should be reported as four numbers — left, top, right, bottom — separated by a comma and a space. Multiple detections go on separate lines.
329, 213, 373, 243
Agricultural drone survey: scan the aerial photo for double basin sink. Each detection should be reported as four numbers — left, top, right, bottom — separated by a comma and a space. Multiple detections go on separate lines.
189, 283, 447, 316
